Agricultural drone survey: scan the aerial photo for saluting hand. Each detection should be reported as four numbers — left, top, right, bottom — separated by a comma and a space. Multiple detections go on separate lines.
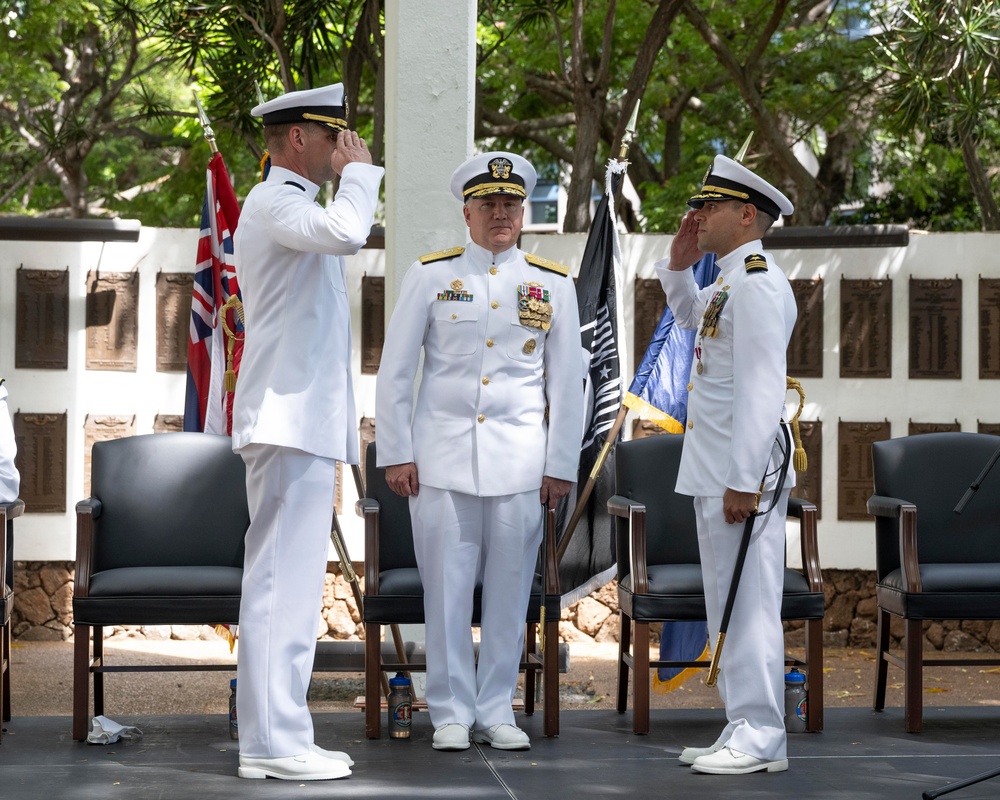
668, 210, 704, 271
331, 130, 373, 175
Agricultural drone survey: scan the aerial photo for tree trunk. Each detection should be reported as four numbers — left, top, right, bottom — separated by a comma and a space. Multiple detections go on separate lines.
960, 134, 1000, 231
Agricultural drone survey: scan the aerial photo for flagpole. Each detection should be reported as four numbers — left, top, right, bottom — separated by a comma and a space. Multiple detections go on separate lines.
193, 92, 219, 155
556, 100, 639, 566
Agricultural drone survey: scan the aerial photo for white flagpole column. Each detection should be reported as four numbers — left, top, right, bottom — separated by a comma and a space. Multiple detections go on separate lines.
383, 0, 476, 317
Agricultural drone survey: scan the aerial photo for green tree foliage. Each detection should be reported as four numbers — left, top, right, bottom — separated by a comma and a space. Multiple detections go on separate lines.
870, 0, 1000, 230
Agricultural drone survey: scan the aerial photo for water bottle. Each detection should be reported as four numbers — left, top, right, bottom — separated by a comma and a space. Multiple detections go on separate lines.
228, 678, 239, 740
387, 673, 412, 739
784, 668, 807, 732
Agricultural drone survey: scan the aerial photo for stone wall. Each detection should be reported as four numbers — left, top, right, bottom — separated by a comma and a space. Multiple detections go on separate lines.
13, 562, 1000, 654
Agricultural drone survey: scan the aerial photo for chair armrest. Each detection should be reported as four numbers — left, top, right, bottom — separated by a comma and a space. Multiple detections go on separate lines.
74, 498, 103, 599
607, 494, 644, 518
357, 497, 380, 596
786, 498, 822, 592
0, 498, 25, 520
607, 495, 649, 594
866, 495, 921, 592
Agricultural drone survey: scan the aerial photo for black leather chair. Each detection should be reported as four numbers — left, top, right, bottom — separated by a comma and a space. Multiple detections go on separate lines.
1, 498, 24, 743
72, 433, 248, 741
609, 433, 824, 734
357, 442, 560, 739
869, 432, 1000, 733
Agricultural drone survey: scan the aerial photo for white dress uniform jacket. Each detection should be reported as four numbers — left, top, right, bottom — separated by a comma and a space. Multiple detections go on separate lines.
656, 240, 797, 497
376, 240, 583, 494
232, 162, 385, 461
0, 382, 19, 503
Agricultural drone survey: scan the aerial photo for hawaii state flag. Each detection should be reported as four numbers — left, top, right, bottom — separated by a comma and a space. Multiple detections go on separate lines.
184, 152, 242, 435
624, 253, 719, 692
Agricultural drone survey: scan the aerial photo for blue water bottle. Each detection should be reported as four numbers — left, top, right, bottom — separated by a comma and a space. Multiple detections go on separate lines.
784, 669, 807, 732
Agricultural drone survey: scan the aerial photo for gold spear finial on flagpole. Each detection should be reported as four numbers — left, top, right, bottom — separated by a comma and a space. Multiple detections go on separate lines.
618, 99, 641, 160
193, 92, 219, 155
734, 131, 754, 163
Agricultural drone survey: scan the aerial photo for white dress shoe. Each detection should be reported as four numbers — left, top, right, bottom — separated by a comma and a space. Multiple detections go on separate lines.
678, 738, 726, 765
310, 743, 355, 766
432, 723, 471, 751
238, 751, 352, 780
690, 746, 788, 775
471, 723, 531, 751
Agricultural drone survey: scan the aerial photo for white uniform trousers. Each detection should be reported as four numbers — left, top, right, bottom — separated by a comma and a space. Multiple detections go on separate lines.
236, 443, 337, 758
410, 486, 542, 730
695, 489, 790, 762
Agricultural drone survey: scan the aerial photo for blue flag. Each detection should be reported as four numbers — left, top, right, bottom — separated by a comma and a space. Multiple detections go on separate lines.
623, 254, 719, 691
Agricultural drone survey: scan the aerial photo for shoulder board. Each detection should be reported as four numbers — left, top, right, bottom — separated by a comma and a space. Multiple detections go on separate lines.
525, 253, 569, 276
419, 247, 465, 264
744, 253, 768, 274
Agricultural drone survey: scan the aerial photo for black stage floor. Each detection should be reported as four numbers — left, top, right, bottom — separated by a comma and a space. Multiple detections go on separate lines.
3, 708, 1000, 799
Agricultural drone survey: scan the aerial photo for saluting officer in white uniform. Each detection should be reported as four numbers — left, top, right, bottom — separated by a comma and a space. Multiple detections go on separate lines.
0, 380, 19, 503
231, 84, 384, 782
376, 152, 583, 752
656, 155, 798, 776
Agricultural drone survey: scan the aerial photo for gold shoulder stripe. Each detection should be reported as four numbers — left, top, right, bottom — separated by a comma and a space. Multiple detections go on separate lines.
744, 253, 768, 274
419, 247, 465, 264
525, 253, 569, 276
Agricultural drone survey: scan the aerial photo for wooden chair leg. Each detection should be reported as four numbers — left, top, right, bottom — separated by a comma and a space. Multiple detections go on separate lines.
542, 616, 559, 737
365, 623, 382, 739
872, 607, 890, 711
616, 611, 630, 714
523, 623, 536, 717
72, 624, 91, 741
632, 621, 650, 735
904, 618, 923, 733
804, 618, 823, 732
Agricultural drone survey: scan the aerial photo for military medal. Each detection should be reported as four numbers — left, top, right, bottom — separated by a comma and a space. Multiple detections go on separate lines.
695, 286, 730, 375
438, 279, 473, 301
517, 282, 552, 330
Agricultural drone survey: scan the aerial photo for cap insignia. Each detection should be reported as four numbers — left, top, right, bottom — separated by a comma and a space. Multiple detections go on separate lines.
489, 157, 513, 180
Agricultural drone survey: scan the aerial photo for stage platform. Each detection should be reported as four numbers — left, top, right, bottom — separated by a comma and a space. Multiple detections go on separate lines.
3, 707, 1000, 799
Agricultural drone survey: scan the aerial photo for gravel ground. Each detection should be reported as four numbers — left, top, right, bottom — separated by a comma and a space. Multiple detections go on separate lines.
10, 638, 1000, 721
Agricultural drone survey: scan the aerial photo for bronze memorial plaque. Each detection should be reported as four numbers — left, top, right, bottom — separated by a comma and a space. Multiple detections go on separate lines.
83, 415, 136, 496
156, 273, 191, 372
910, 278, 961, 379
838, 420, 891, 521
153, 414, 184, 433
16, 268, 70, 370
790, 420, 822, 517
86, 271, 139, 371
634, 277, 666, 372
909, 420, 960, 436
978, 421, 1000, 437
13, 412, 67, 513
979, 279, 1000, 379
361, 275, 384, 375
840, 279, 892, 378
788, 279, 823, 378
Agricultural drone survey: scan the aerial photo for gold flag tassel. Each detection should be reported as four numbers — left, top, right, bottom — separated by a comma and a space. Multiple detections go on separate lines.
786, 376, 808, 473
215, 623, 236, 653
221, 295, 245, 393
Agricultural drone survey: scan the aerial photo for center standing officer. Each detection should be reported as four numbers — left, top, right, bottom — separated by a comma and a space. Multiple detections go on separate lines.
376, 152, 583, 752
656, 154, 797, 775
231, 84, 384, 781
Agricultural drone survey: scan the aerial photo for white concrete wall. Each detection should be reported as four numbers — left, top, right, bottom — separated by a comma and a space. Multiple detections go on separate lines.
3, 228, 999, 570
